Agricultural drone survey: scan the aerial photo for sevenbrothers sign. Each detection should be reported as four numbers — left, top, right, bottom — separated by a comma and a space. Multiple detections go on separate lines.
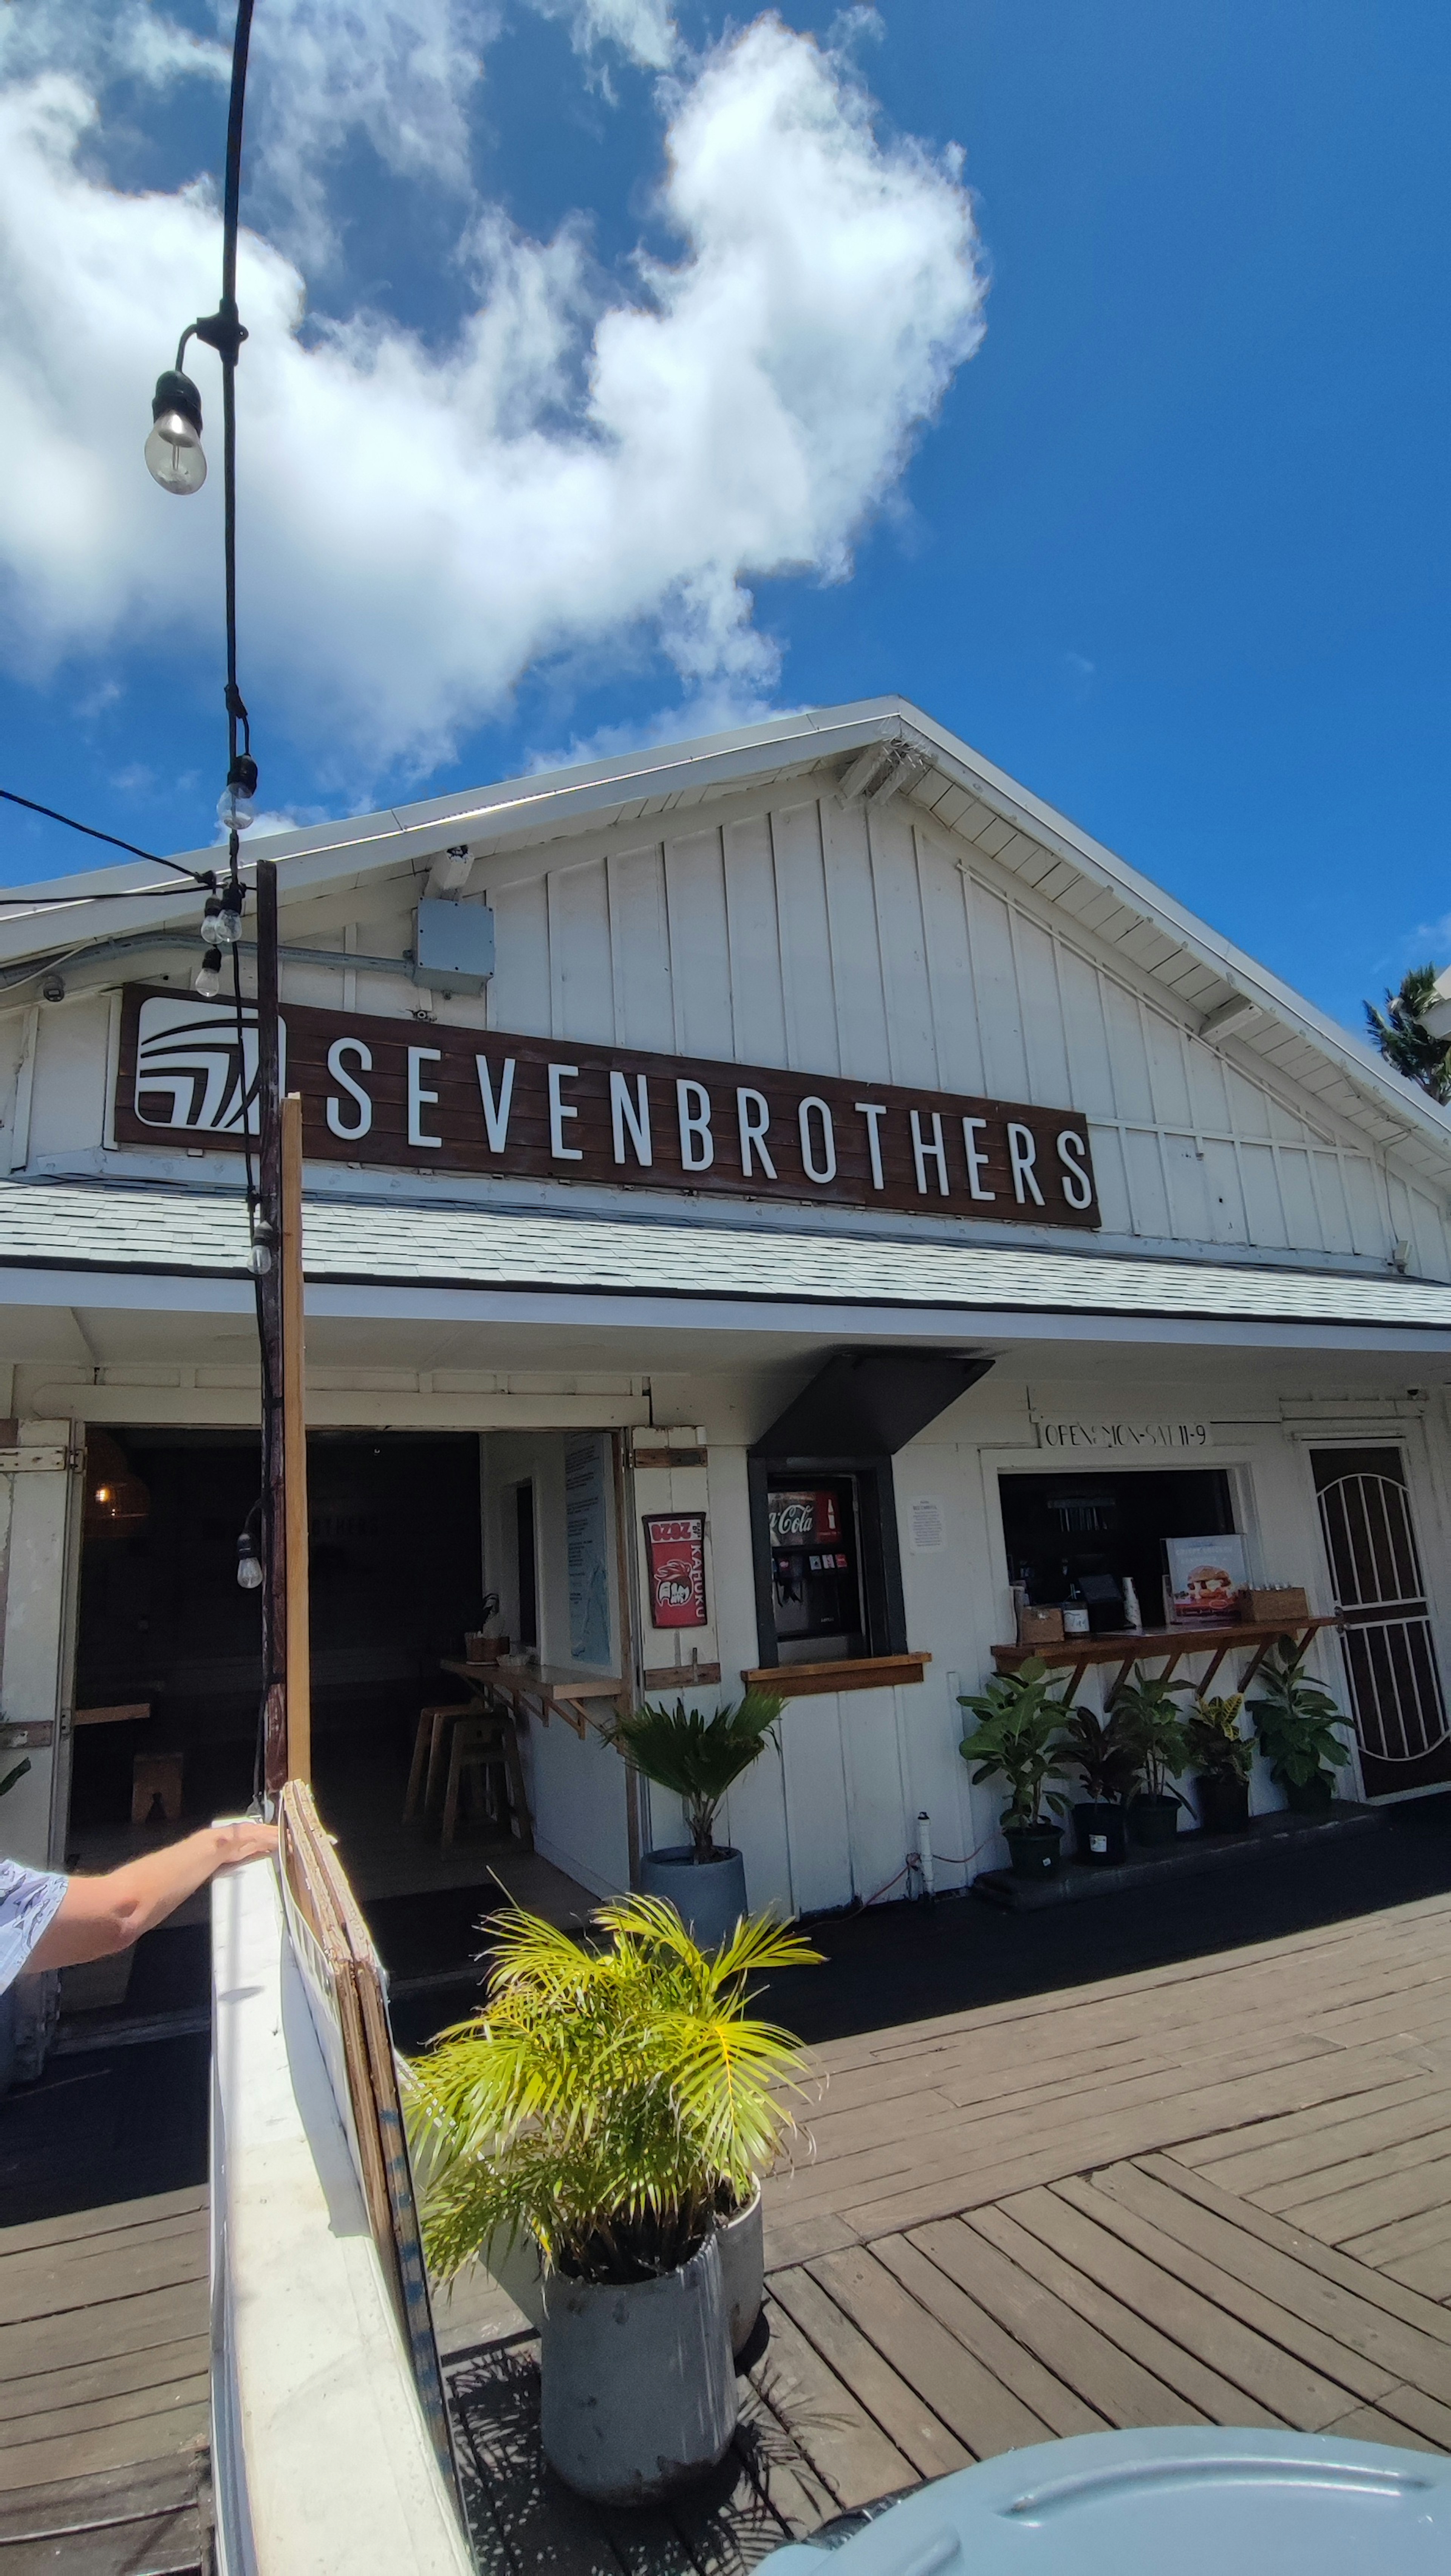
115, 985, 1101, 1228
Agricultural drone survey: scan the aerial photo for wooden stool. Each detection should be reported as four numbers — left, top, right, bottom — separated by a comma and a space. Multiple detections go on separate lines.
441, 1713, 534, 1852
403, 1703, 476, 1822
131, 1750, 183, 1824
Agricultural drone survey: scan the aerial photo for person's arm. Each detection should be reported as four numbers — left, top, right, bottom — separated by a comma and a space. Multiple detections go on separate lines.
27, 1821, 278, 1970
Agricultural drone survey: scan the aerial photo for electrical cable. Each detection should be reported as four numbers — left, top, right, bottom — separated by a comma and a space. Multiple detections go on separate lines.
0, 787, 213, 884
859, 1832, 996, 1910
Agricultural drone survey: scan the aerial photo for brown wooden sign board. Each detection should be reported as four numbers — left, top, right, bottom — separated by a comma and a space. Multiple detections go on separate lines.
115, 984, 1100, 1227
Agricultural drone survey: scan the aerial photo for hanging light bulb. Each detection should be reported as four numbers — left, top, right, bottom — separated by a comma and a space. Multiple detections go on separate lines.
217, 754, 258, 836
213, 884, 245, 946
236, 1528, 263, 1590
144, 369, 207, 496
195, 945, 223, 998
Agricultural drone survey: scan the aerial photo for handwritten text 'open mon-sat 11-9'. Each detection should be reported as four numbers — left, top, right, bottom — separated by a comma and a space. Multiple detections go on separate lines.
116, 987, 1100, 1227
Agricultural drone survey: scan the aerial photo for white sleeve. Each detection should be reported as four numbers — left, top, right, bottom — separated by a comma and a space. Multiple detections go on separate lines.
0, 1858, 69, 1993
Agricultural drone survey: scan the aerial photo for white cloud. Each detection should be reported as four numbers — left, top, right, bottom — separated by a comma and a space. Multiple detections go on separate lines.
0, 15, 984, 780
535, 0, 678, 72
0, 3, 229, 93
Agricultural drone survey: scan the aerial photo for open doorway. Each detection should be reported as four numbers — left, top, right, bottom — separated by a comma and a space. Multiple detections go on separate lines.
70, 1428, 492, 1893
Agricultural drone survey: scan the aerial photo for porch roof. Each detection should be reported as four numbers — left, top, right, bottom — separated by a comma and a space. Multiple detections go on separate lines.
3, 1176, 1451, 1345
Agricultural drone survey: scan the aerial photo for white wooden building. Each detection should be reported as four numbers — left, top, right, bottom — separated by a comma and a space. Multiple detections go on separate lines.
3, 696, 1451, 1916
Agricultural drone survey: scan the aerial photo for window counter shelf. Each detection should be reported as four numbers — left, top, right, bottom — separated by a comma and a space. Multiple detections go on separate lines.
991, 1616, 1340, 1700
740, 1652, 932, 1700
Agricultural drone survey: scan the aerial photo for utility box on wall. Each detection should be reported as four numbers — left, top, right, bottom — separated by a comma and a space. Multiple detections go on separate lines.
414, 898, 495, 995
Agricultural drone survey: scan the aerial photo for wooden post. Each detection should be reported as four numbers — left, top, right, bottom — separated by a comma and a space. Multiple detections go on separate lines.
256, 858, 288, 1798
281, 1092, 311, 1783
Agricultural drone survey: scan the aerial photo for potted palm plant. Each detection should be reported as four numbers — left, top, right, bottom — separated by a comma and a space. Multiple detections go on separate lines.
1061, 1705, 1137, 1864
1113, 1667, 1191, 1845
1185, 1694, 1253, 1833
1249, 1640, 1353, 1814
606, 1692, 783, 1949
958, 1660, 1076, 1878
406, 1896, 818, 2501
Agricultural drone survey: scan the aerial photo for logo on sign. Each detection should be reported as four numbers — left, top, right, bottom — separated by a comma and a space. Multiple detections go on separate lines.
133, 995, 283, 1137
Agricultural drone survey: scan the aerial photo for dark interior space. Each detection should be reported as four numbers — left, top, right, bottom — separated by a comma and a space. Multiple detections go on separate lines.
70, 1428, 484, 1832
999, 1466, 1236, 1630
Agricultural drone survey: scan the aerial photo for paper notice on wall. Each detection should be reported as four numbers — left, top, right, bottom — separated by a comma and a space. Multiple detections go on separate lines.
565, 1438, 612, 1667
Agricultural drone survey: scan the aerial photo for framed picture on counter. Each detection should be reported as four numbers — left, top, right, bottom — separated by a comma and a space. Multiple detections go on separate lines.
1162, 1534, 1248, 1626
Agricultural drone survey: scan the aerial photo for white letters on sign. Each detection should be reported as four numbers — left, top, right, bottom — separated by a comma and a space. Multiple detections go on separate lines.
477, 1055, 516, 1152
407, 1047, 442, 1149
325, 1037, 373, 1140
549, 1063, 583, 1160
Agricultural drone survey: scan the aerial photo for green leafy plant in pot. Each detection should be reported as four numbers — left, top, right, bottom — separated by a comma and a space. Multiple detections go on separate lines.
406, 1896, 820, 2502
958, 1659, 1076, 1879
1112, 1666, 1191, 1845
1061, 1704, 1138, 1865
606, 1692, 783, 1949
1249, 1640, 1352, 1816
1185, 1694, 1253, 1834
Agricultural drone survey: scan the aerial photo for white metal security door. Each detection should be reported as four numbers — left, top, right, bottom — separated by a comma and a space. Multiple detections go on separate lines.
1313, 1446, 1451, 1798
0, 1420, 85, 1868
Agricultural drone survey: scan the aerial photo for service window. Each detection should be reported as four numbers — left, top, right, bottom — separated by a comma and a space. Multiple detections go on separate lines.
748, 1458, 906, 1668
998, 1467, 1237, 1632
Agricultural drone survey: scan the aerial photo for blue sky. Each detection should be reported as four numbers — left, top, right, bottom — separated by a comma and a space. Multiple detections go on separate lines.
0, 0, 1445, 1037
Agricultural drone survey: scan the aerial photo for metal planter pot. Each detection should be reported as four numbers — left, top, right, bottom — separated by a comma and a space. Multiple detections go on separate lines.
716, 2182, 764, 2356
540, 2232, 737, 2503
1285, 1773, 1336, 1817
638, 1846, 747, 1950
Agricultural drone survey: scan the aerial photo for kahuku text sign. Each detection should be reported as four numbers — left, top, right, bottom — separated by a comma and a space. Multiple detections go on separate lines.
115, 986, 1100, 1228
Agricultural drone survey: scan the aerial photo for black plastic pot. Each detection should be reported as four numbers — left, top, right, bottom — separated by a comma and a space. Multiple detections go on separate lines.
1004, 1823, 1063, 1879
1129, 1793, 1182, 1847
1073, 1801, 1128, 1865
1196, 1775, 1250, 1835
1285, 1773, 1336, 1817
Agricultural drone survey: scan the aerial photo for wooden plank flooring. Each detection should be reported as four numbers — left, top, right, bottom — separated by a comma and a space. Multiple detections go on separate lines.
445, 1889, 1451, 2574
0, 2186, 209, 2575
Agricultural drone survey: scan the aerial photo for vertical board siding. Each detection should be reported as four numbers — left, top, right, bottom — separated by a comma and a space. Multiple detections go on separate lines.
919, 847, 988, 1098
774, 801, 843, 1076
479, 787, 1428, 1270
489, 876, 551, 1035
865, 805, 939, 1089
722, 814, 789, 1067
966, 881, 1031, 1101
663, 827, 735, 1060
820, 800, 893, 1084
608, 845, 674, 1053
548, 860, 613, 1045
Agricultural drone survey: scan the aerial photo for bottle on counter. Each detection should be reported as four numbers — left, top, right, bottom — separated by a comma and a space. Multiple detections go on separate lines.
1122, 1575, 1143, 1633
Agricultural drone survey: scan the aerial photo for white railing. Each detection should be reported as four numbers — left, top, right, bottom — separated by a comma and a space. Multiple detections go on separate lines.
210, 1857, 475, 2576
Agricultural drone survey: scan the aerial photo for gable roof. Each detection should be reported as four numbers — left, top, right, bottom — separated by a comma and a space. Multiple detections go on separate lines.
3, 696, 1448, 1192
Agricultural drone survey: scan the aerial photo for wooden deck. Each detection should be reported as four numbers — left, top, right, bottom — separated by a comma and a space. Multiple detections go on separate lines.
0, 2186, 209, 2575
445, 1887, 1451, 2571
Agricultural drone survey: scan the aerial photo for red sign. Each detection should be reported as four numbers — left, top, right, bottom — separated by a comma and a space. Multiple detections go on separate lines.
767, 1490, 841, 1546
643, 1515, 708, 1629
